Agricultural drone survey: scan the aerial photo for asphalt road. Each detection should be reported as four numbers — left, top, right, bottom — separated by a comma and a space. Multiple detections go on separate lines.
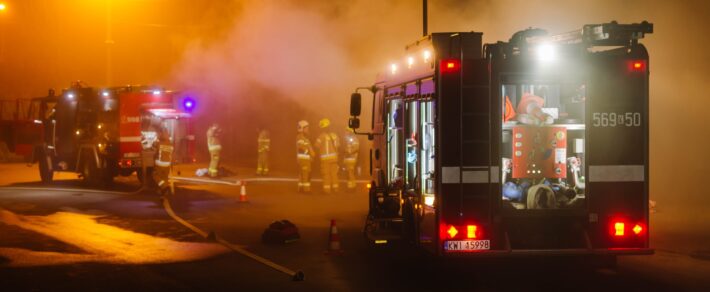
0, 164, 709, 291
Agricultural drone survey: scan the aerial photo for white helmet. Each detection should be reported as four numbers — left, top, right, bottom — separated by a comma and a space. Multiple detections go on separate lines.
297, 120, 309, 133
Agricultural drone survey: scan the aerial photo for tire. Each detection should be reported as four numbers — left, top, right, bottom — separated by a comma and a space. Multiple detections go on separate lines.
82, 152, 100, 187
136, 167, 156, 187
38, 153, 53, 184
402, 201, 417, 245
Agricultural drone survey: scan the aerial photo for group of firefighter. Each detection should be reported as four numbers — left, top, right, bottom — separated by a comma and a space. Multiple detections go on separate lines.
295, 118, 360, 193
150, 118, 360, 195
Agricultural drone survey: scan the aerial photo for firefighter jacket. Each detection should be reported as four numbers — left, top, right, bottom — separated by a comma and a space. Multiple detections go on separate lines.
315, 132, 339, 161
258, 131, 271, 153
155, 138, 174, 167
343, 132, 359, 160
296, 133, 315, 161
207, 125, 222, 152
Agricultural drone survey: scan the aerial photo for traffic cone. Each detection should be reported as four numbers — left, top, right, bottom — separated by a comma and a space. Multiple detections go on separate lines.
325, 219, 343, 255
239, 182, 248, 203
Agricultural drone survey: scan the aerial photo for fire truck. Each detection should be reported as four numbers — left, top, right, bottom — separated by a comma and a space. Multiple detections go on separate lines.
348, 21, 653, 262
32, 82, 195, 185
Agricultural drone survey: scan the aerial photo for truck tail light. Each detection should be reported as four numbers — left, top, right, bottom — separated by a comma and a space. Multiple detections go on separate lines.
440, 59, 460, 73
614, 222, 625, 237
632, 224, 644, 235
610, 219, 645, 238
467, 225, 478, 239
447, 225, 458, 239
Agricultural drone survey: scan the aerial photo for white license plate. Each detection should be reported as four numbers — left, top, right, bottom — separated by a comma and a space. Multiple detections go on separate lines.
444, 240, 490, 251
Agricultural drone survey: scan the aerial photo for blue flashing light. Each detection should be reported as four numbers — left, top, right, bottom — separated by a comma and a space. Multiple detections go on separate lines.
183, 98, 195, 111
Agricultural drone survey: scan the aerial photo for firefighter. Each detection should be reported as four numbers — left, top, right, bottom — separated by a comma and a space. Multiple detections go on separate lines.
315, 118, 340, 193
153, 127, 174, 195
342, 127, 360, 190
256, 129, 270, 175
206, 123, 222, 178
296, 120, 315, 192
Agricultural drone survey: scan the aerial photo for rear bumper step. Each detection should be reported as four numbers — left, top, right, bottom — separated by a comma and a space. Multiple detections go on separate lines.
443, 247, 654, 257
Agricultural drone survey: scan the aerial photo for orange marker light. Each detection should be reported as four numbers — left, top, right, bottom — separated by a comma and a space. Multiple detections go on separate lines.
366, 183, 371, 189
633, 62, 643, 69
614, 222, 625, 236
466, 225, 477, 239
447, 225, 458, 239
447, 62, 455, 69
633, 224, 643, 235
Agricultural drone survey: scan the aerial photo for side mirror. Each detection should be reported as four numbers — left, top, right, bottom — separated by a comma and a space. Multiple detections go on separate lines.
349, 117, 360, 130
350, 93, 362, 117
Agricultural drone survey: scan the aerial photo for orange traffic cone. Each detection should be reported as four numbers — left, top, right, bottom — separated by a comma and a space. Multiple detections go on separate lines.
239, 182, 248, 203
325, 219, 343, 255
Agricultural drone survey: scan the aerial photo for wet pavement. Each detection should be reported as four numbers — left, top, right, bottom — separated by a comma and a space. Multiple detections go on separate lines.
0, 163, 709, 291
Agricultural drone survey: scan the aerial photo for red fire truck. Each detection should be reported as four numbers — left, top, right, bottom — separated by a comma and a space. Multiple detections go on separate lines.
348, 21, 653, 263
32, 82, 195, 185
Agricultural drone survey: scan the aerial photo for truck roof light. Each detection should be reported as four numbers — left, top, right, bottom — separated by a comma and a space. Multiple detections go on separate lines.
66, 93, 75, 100
102, 91, 110, 97
153, 90, 161, 95
536, 43, 556, 62
407, 56, 414, 68
390, 63, 398, 75
629, 60, 646, 72
440, 59, 460, 73
183, 98, 195, 111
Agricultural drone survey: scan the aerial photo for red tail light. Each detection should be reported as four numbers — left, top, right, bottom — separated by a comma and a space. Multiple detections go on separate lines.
440, 59, 460, 73
628, 60, 646, 72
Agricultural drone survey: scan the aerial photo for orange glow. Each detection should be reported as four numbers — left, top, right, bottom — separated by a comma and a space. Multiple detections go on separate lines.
614, 222, 625, 236
446, 62, 455, 69
466, 225, 477, 239
633, 224, 643, 235
447, 225, 458, 238
633, 62, 643, 69
366, 183, 371, 189
0, 3, 6, 11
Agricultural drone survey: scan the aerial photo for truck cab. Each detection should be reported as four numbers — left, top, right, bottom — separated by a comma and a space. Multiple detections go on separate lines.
349, 21, 653, 259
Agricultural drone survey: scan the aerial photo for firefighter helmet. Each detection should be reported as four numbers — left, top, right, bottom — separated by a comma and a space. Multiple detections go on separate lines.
297, 120, 309, 133
319, 118, 331, 129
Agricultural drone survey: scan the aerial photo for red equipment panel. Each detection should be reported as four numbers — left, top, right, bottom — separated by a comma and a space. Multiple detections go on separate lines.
511, 126, 567, 179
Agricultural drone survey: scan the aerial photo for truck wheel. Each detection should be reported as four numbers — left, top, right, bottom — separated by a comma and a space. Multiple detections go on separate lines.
38, 154, 53, 183
402, 201, 417, 245
82, 153, 100, 187
136, 168, 156, 187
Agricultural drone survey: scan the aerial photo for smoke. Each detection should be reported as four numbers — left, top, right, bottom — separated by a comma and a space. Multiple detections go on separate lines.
167, 0, 709, 228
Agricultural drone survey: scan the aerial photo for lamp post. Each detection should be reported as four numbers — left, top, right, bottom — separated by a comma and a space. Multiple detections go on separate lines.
0, 2, 6, 63
105, 0, 114, 86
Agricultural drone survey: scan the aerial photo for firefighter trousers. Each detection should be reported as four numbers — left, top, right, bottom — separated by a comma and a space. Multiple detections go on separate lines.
297, 157, 312, 192
152, 165, 171, 195
320, 158, 339, 193
257, 151, 269, 175
343, 156, 358, 189
208, 147, 221, 177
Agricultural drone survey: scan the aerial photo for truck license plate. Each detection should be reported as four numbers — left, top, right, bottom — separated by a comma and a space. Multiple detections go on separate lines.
444, 240, 490, 251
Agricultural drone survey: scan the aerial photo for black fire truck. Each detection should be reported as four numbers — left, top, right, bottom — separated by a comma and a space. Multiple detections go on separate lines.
348, 21, 653, 262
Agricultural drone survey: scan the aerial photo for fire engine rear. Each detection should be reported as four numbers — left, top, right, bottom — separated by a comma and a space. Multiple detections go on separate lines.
33, 82, 194, 185
348, 21, 653, 262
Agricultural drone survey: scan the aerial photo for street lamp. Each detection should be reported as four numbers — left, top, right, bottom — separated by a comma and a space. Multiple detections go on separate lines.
0, 3, 6, 12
